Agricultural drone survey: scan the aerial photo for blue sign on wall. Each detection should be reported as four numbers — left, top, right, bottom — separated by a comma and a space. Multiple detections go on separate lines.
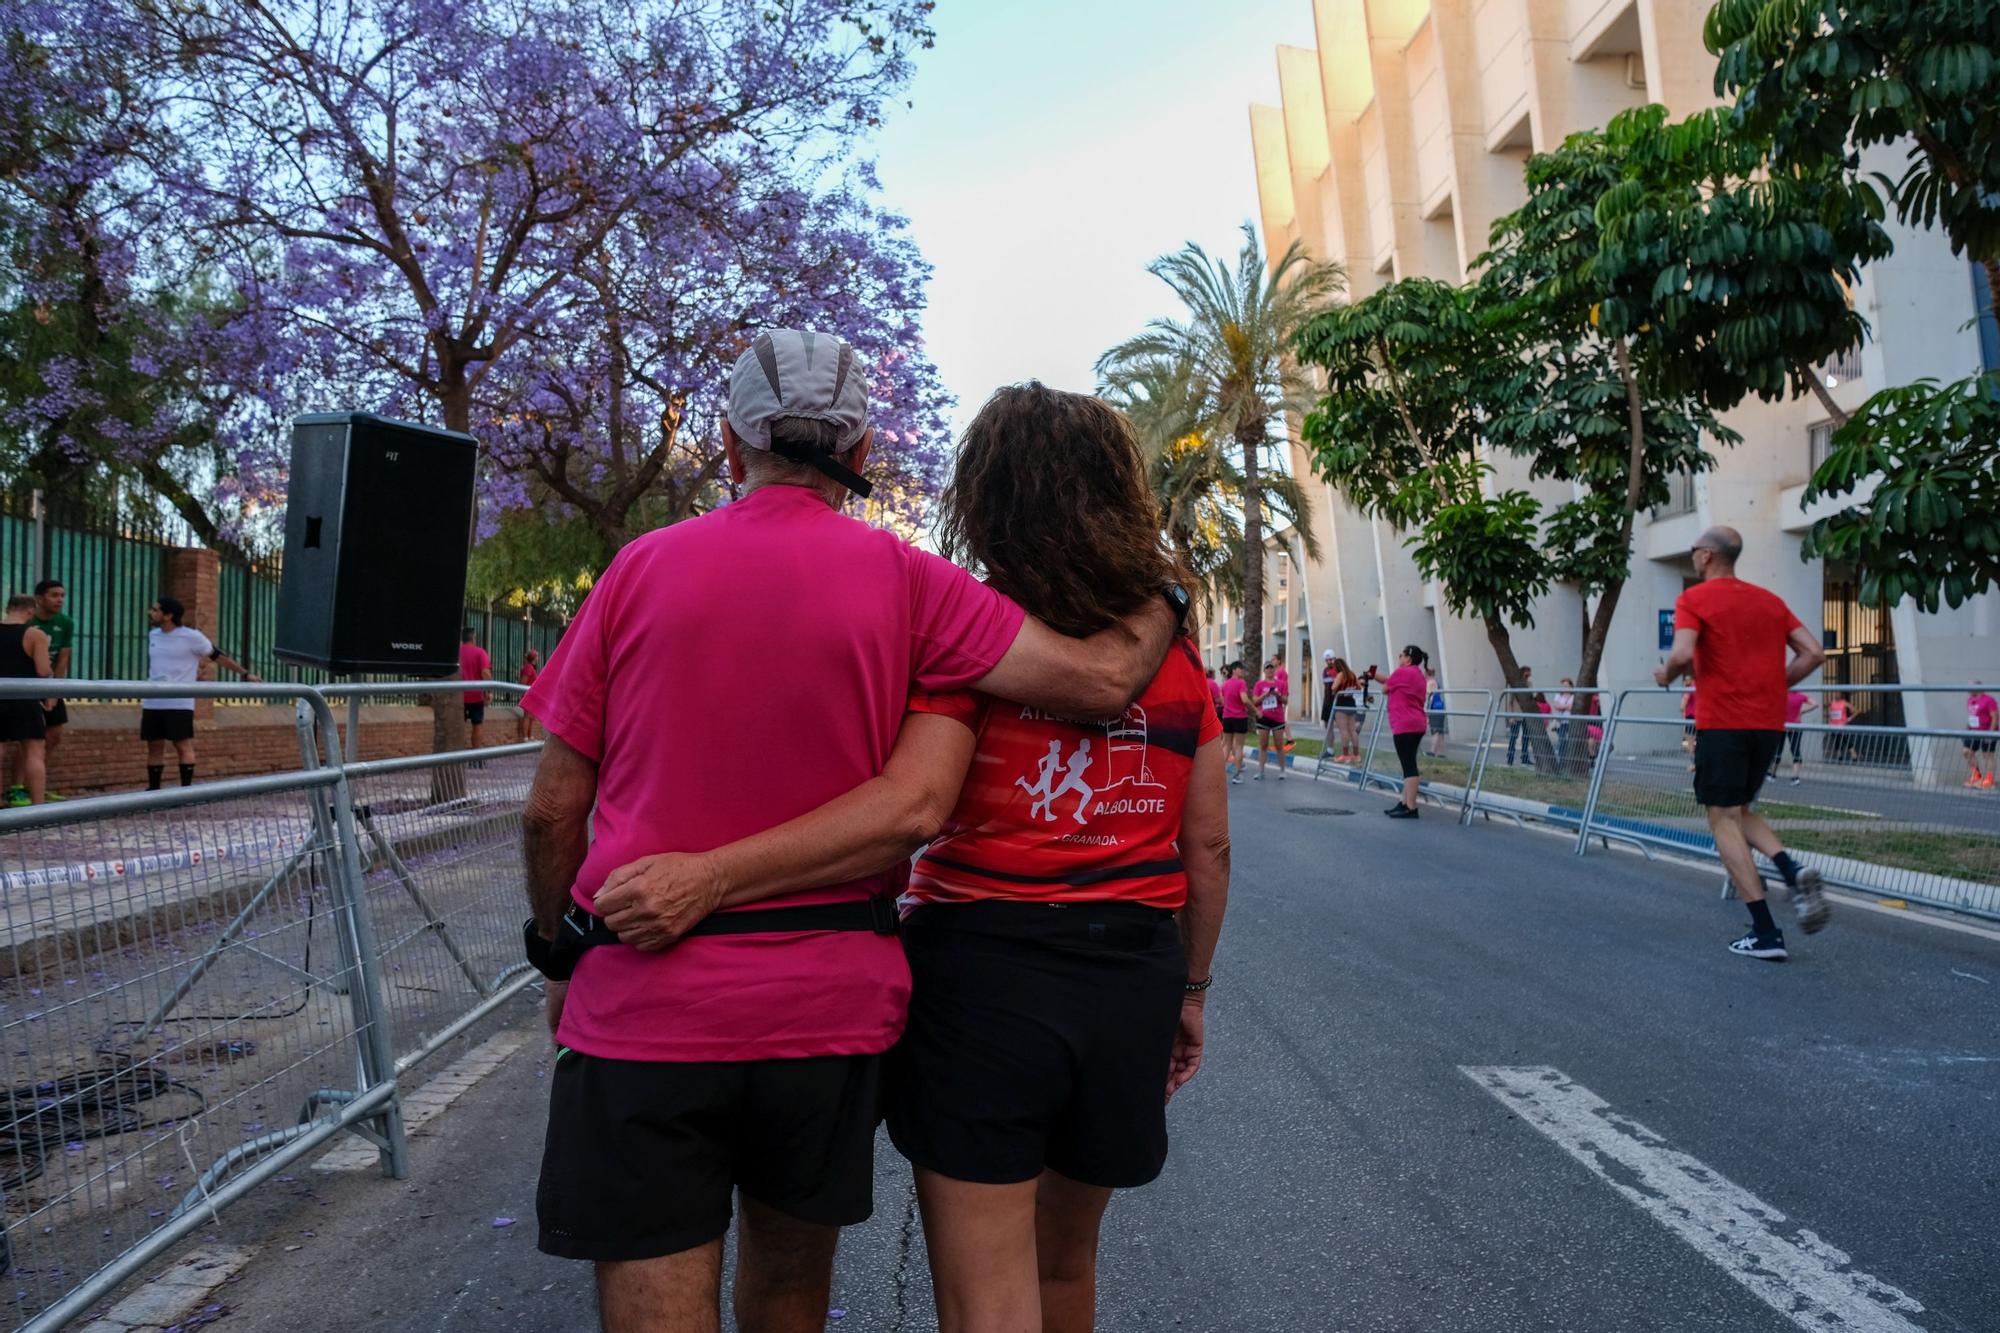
1658, 610, 1675, 652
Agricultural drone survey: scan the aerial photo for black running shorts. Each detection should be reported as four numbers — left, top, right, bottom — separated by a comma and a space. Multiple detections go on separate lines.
1693, 729, 1784, 808
41, 699, 67, 728
462, 702, 487, 725
1221, 716, 1249, 735
1256, 715, 1284, 732
537, 1049, 882, 1261
1393, 730, 1422, 778
0, 701, 46, 743
138, 708, 194, 743
888, 901, 1185, 1189
1967, 737, 1998, 754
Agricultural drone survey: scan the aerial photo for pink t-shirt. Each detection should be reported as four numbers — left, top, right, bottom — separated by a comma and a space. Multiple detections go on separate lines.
1784, 691, 1811, 724
1220, 677, 1250, 719
1384, 664, 1428, 734
1971, 693, 1998, 732
1253, 677, 1284, 723
524, 484, 1025, 1063
459, 644, 490, 703
1274, 666, 1290, 701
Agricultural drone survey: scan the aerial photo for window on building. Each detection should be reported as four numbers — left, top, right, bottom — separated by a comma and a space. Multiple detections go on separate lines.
1817, 345, 1863, 385
1808, 420, 1835, 475
1651, 469, 1697, 518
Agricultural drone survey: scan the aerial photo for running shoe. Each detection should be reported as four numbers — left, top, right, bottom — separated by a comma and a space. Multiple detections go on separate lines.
1788, 866, 1831, 935
4, 789, 29, 808
1966, 777, 1984, 788
1254, 772, 1264, 781
1983, 775, 1995, 790
1230, 774, 1242, 786
1727, 930, 1788, 961
1385, 804, 1418, 819
1788, 777, 1802, 786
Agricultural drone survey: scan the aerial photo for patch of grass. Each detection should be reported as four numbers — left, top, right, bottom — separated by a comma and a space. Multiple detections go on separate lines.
1785, 827, 2000, 885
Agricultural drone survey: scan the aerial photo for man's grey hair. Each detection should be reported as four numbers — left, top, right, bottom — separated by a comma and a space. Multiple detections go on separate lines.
740, 415, 854, 490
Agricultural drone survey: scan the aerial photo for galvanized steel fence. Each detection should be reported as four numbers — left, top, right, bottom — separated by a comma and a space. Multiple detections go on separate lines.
0, 679, 539, 1331
1296, 682, 1999, 921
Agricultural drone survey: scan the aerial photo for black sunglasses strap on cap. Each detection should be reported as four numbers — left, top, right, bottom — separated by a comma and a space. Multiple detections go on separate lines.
770, 437, 874, 499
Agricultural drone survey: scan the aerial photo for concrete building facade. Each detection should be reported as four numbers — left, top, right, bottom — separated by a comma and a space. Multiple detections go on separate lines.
1217, 0, 1998, 729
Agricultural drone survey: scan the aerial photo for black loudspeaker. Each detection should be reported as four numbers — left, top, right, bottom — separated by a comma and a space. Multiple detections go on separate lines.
275, 412, 479, 675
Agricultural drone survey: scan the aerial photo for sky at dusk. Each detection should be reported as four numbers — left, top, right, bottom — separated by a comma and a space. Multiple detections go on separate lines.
871, 0, 1320, 434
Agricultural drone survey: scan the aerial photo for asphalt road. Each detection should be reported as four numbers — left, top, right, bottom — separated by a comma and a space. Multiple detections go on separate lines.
189, 769, 2000, 1332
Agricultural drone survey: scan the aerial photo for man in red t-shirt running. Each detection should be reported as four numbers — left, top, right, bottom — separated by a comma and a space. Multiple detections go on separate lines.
1656, 527, 1830, 960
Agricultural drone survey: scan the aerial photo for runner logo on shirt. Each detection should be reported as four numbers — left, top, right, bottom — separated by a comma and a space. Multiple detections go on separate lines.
1013, 705, 1168, 825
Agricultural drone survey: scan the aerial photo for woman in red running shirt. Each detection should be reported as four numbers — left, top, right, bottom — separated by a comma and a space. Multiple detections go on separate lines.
602, 384, 1230, 1331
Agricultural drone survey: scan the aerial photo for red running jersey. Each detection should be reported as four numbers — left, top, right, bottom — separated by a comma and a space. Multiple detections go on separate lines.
907, 638, 1222, 911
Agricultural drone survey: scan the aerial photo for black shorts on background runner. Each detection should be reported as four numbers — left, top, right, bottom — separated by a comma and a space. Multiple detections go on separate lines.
41, 699, 67, 728
1693, 729, 1784, 807
138, 709, 194, 742
1221, 716, 1249, 735
463, 702, 487, 725
537, 1049, 881, 1260
889, 900, 1184, 1190
0, 701, 46, 742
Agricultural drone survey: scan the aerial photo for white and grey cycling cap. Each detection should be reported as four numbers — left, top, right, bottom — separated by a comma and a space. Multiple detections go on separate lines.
727, 329, 873, 498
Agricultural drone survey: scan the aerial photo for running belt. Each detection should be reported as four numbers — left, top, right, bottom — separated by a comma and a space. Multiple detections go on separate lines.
559, 896, 899, 950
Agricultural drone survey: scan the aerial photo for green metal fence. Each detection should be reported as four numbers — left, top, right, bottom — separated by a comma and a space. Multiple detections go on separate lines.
1, 490, 564, 686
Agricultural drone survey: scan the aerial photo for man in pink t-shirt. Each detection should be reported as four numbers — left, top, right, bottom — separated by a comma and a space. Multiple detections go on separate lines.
1965, 684, 1998, 788
519, 329, 1179, 1327
457, 628, 491, 752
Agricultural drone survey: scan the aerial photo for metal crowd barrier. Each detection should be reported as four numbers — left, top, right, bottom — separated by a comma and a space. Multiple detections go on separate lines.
1357, 689, 1494, 815
0, 679, 540, 1331
1575, 684, 2000, 920
1311, 693, 1383, 782
1458, 688, 1612, 831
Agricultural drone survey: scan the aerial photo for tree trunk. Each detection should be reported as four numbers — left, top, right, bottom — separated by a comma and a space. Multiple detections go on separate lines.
1576, 575, 1625, 690
427, 375, 475, 804
1239, 422, 1265, 671
1798, 361, 1851, 430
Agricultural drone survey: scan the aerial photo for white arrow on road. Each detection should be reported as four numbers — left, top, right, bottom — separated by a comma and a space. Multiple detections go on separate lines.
1461, 1065, 1928, 1333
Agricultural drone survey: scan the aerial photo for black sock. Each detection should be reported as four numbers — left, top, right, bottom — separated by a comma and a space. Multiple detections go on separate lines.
1771, 852, 1800, 887
1747, 899, 1777, 937
146, 765, 163, 792
178, 763, 195, 788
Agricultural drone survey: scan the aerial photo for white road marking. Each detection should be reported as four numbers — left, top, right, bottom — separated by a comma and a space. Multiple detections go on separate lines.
1461, 1065, 1929, 1332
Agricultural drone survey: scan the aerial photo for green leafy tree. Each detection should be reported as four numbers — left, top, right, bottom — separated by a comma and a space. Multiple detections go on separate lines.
1479, 120, 1746, 685
1707, 0, 2000, 613
1592, 104, 1893, 427
1098, 224, 1342, 671
1706, 0, 2000, 311
1802, 374, 2000, 610
1296, 277, 1548, 686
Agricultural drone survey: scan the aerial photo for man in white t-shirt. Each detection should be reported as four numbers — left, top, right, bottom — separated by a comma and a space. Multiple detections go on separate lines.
142, 596, 261, 790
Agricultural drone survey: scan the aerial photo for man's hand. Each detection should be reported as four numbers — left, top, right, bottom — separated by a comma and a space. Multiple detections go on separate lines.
246, 671, 264, 684
544, 980, 568, 1042
1166, 996, 1205, 1102
1652, 663, 1672, 687
592, 852, 728, 952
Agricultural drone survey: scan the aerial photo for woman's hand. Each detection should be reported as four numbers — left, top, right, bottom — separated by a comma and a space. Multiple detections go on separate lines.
592, 852, 727, 951
1166, 995, 1206, 1102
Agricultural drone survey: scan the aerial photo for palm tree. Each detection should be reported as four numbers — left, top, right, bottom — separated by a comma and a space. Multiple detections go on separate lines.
1099, 351, 1320, 612
1097, 224, 1342, 670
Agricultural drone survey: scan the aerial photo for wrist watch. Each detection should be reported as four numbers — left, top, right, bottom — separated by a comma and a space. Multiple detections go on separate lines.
1162, 583, 1191, 633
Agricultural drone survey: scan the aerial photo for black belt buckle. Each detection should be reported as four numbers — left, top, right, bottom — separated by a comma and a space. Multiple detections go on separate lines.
867, 894, 900, 935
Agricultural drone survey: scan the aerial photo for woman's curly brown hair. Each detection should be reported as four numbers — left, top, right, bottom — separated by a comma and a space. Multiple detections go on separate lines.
939, 382, 1189, 640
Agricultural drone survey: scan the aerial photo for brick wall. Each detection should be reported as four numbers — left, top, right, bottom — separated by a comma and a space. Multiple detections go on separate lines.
36, 700, 533, 796
162, 548, 223, 718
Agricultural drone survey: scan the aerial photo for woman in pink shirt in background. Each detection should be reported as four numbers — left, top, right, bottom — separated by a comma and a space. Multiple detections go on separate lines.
1965, 684, 1998, 789
1773, 688, 1816, 785
1382, 645, 1431, 820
